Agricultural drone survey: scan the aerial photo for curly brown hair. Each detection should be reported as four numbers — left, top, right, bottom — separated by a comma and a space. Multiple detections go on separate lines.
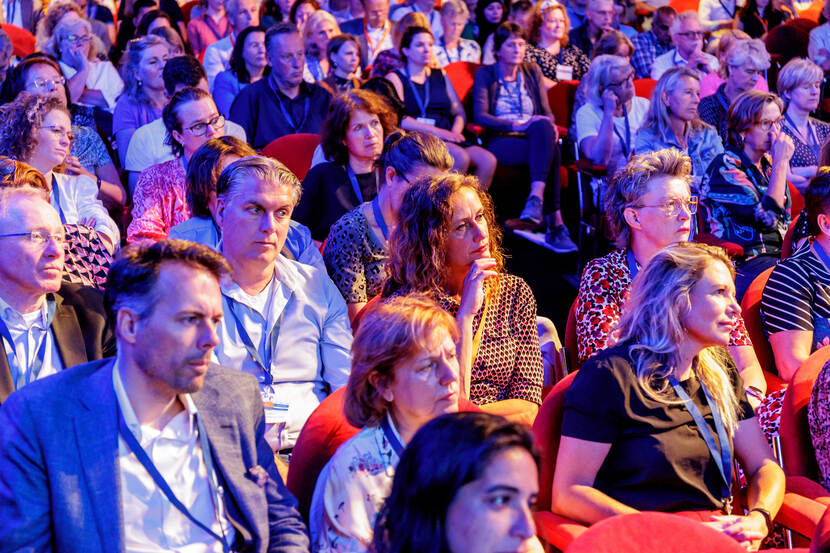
0, 93, 70, 163
382, 173, 504, 298
321, 89, 398, 166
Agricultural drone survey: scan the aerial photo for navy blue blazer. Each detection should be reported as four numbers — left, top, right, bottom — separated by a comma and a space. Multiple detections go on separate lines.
0, 358, 310, 553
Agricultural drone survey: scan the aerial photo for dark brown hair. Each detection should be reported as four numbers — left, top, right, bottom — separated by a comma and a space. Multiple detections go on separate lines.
321, 89, 398, 165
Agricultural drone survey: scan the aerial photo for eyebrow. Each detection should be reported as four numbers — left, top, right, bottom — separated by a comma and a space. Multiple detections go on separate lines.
483, 484, 522, 494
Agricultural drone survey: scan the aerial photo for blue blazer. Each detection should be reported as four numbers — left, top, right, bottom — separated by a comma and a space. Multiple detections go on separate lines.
0, 358, 310, 553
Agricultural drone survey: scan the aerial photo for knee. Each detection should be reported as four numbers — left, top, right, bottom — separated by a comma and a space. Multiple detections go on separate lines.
528, 118, 555, 142
452, 147, 471, 170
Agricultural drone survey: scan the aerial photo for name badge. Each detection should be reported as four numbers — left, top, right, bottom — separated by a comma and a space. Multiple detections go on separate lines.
555, 64, 573, 81
261, 386, 289, 425
416, 117, 437, 126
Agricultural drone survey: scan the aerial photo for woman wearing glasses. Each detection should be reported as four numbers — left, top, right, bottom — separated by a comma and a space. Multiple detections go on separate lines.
0, 93, 120, 253
576, 148, 766, 408
700, 90, 793, 300
42, 17, 123, 112
323, 131, 453, 321
127, 87, 227, 244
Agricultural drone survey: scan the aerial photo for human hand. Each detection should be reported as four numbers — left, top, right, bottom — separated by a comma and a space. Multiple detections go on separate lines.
443, 129, 466, 143
601, 88, 619, 114
63, 155, 84, 176
457, 257, 498, 320
704, 514, 768, 550
62, 44, 88, 71
771, 130, 795, 164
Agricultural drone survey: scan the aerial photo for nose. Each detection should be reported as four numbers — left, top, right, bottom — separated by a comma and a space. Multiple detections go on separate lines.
511, 503, 536, 540
202, 320, 221, 350
438, 357, 458, 385
44, 236, 63, 258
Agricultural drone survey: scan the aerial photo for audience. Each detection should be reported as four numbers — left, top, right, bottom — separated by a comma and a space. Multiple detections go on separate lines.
435, 0, 482, 67
737, 0, 791, 38
230, 22, 332, 149
291, 0, 321, 34
390, 0, 442, 38
474, 0, 506, 48
369, 11, 433, 77
699, 30, 766, 98
213, 25, 270, 117
303, 9, 340, 82
186, 0, 230, 57
319, 34, 362, 94
569, 0, 614, 59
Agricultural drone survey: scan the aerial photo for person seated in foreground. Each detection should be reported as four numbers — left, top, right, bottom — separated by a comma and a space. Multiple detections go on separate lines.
555, 242, 785, 551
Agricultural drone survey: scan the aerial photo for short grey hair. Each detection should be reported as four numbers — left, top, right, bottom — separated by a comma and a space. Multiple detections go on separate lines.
584, 54, 631, 109
725, 37, 770, 71
45, 17, 102, 61
440, 0, 469, 18
670, 10, 700, 35
216, 155, 303, 207
0, 186, 52, 223
777, 57, 823, 106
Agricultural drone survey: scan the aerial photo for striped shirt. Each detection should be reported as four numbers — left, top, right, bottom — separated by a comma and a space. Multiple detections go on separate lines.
761, 243, 830, 352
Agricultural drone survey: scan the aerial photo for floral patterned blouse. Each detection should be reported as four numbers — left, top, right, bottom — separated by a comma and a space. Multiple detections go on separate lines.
810, 358, 830, 491
576, 249, 752, 364
126, 159, 189, 245
524, 43, 590, 82
309, 420, 401, 553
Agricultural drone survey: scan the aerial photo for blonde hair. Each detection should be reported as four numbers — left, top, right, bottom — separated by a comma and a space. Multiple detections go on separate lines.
642, 66, 707, 145
584, 54, 632, 109
302, 9, 339, 56
777, 58, 823, 107
615, 242, 742, 434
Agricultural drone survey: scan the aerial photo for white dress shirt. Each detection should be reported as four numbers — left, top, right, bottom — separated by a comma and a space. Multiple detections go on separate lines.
650, 47, 720, 80
0, 295, 62, 391
212, 254, 352, 449
48, 171, 121, 246
3, 0, 23, 29
113, 362, 235, 553
124, 117, 247, 174
204, 35, 233, 91
365, 21, 394, 64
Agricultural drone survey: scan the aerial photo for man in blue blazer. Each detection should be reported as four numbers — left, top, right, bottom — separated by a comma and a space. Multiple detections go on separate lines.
0, 240, 310, 553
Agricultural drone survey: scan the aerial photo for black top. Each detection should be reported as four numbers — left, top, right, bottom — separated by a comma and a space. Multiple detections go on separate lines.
562, 343, 754, 513
394, 69, 454, 130
293, 162, 379, 241
739, 8, 789, 38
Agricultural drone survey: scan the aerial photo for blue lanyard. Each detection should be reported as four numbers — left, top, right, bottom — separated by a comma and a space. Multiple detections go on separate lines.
271, 79, 310, 134
222, 294, 285, 386
669, 376, 734, 511
117, 407, 231, 552
381, 415, 405, 455
613, 103, 632, 158
371, 196, 389, 240
626, 248, 639, 278
50, 176, 67, 225
346, 166, 365, 204
404, 68, 430, 119
0, 298, 56, 390
784, 113, 821, 161
440, 39, 459, 63
814, 239, 830, 269
718, 0, 735, 18
715, 88, 730, 113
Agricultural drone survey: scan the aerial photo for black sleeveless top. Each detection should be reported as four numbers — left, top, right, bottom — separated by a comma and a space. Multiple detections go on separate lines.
394, 68, 453, 130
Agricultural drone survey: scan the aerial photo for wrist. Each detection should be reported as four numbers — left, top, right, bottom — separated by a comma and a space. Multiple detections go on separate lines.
749, 508, 772, 535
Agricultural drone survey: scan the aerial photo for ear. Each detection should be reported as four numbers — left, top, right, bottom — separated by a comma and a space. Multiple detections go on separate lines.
818, 212, 830, 236
116, 307, 142, 346
384, 165, 397, 186
661, 90, 670, 107
368, 371, 394, 403
622, 206, 642, 231
215, 194, 228, 229
172, 129, 184, 149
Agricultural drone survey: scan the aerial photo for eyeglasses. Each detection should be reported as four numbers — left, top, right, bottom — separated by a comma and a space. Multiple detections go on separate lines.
0, 230, 66, 245
757, 118, 783, 131
607, 72, 634, 89
185, 115, 225, 136
676, 30, 705, 39
28, 76, 66, 91
631, 196, 698, 217
41, 125, 75, 141
61, 34, 92, 44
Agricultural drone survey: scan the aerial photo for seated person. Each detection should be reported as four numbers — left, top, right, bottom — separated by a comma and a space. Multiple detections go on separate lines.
294, 89, 398, 241
525, 0, 590, 84
127, 87, 227, 244
810, 342, 830, 490
631, 6, 676, 79
169, 136, 325, 271
340, 0, 393, 69
204, 0, 261, 88
555, 241, 784, 550
318, 34, 362, 95
212, 156, 353, 452
634, 66, 723, 181
434, 0, 482, 68
698, 38, 770, 143
382, 172, 544, 424
186, 0, 230, 57
229, 23, 332, 150
372, 412, 542, 553
777, 58, 830, 190
650, 11, 718, 81
700, 90, 793, 299
568, 0, 613, 60
699, 30, 767, 98
0, 185, 115, 405
472, 23, 574, 251
214, 25, 270, 117
324, 131, 452, 320
736, 0, 790, 39
309, 294, 465, 552
0, 93, 120, 252
302, 10, 340, 83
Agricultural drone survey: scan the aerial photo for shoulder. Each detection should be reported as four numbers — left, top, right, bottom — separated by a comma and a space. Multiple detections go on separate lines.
139, 159, 183, 182
57, 281, 106, 312
569, 344, 634, 394
214, 70, 238, 85
473, 63, 497, 82
305, 161, 344, 181
329, 205, 368, 235
5, 359, 113, 410
198, 364, 261, 409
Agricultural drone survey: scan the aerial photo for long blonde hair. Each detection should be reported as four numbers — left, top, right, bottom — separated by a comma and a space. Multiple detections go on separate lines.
615, 242, 742, 434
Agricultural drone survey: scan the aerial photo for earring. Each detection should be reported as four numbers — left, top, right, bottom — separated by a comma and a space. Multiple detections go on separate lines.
137, 79, 143, 87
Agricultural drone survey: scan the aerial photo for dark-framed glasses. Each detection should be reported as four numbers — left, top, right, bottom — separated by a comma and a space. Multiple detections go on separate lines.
186, 115, 225, 136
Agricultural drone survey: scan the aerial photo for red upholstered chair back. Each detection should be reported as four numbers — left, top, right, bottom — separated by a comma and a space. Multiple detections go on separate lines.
765, 24, 810, 62
445, 61, 480, 106
563, 512, 745, 553
1, 24, 34, 58
781, 346, 830, 479
810, 503, 830, 553
547, 80, 579, 136
531, 372, 577, 512
260, 133, 321, 181
667, 0, 699, 12
782, 213, 801, 260
181, 0, 199, 23
564, 299, 579, 373
788, 16, 819, 33
740, 267, 777, 375
633, 79, 657, 99
790, 181, 806, 218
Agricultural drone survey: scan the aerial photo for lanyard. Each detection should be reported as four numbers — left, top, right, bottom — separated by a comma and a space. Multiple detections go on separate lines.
50, 176, 67, 225
814, 239, 830, 270
715, 88, 730, 113
404, 68, 430, 119
371, 196, 389, 240
784, 113, 821, 161
346, 165, 366, 204
439, 39, 459, 64
626, 248, 639, 278
613, 103, 632, 158
669, 376, 734, 513
202, 14, 227, 42
270, 80, 310, 134
381, 415, 405, 455
717, 0, 735, 18
222, 294, 285, 386
365, 21, 391, 60
117, 407, 231, 552
0, 298, 56, 390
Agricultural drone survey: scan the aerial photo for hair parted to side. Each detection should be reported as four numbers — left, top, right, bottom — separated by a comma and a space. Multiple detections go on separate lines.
104, 239, 231, 322
372, 411, 539, 553
303, 10, 339, 56
321, 89, 398, 165
776, 57, 823, 108
377, 130, 453, 180
383, 173, 504, 298
326, 33, 362, 65
726, 90, 784, 148
0, 92, 70, 163
121, 34, 169, 102
584, 54, 630, 109
216, 155, 303, 207
344, 294, 459, 428
605, 148, 693, 249
163, 87, 214, 158
614, 241, 742, 434
528, 1, 569, 46
806, 167, 830, 237
186, 136, 256, 218
642, 66, 705, 146
398, 25, 433, 61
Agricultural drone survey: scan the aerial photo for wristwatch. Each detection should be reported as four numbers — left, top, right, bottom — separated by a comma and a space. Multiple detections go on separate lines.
745, 385, 766, 402
751, 507, 773, 535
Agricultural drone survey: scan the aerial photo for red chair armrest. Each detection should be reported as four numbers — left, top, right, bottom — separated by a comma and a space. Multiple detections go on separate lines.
533, 510, 589, 550
787, 475, 830, 506
693, 232, 745, 258
465, 122, 484, 137
575, 159, 608, 178
774, 491, 828, 539
765, 371, 787, 395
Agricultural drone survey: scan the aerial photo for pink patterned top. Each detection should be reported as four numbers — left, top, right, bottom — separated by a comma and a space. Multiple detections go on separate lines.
576, 249, 752, 363
127, 159, 190, 245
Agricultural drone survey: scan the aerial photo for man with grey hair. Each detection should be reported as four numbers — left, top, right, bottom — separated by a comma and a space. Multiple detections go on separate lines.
651, 11, 718, 79
203, 0, 260, 89
212, 156, 352, 456
569, 0, 614, 58
0, 186, 114, 405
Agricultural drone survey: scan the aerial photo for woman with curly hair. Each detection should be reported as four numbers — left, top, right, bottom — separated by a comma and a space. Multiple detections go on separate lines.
0, 93, 120, 253
294, 89, 399, 241
381, 172, 544, 423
